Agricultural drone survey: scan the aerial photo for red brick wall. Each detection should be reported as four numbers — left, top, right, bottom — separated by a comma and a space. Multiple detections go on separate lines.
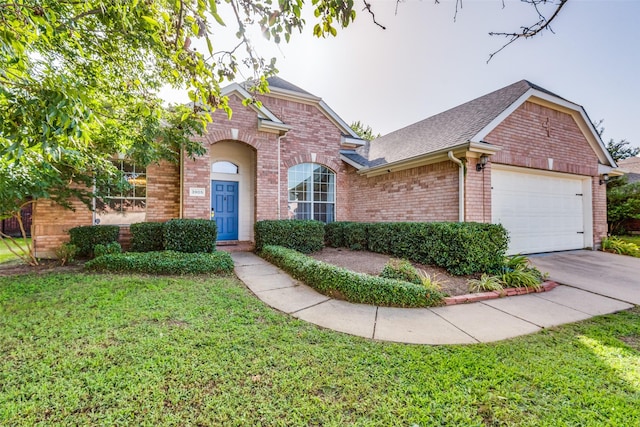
486, 101, 599, 176
33, 198, 92, 258
346, 161, 459, 222
146, 161, 180, 222
260, 95, 351, 221
34, 160, 181, 257
593, 177, 607, 247
185, 93, 351, 227
465, 158, 492, 223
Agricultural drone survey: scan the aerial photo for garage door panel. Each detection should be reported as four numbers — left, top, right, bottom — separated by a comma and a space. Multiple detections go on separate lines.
492, 169, 585, 254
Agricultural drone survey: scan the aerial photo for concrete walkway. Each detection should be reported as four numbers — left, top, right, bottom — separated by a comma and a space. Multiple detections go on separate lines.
231, 252, 634, 345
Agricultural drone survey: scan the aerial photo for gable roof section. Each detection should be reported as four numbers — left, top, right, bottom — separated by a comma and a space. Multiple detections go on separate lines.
220, 82, 291, 134
263, 77, 363, 144
221, 77, 363, 144
348, 80, 616, 172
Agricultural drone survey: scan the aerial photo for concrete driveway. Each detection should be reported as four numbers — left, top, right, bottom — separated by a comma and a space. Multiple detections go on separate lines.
530, 250, 640, 305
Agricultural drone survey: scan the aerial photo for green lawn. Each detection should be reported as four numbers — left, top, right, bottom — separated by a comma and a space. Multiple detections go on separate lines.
1, 273, 639, 426
0, 238, 30, 264
618, 235, 640, 246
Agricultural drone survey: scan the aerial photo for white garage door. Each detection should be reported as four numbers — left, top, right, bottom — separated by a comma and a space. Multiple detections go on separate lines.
492, 168, 586, 254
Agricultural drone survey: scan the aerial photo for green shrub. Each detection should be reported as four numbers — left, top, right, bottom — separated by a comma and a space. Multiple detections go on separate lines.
69, 225, 120, 258
342, 222, 368, 251
330, 221, 509, 275
130, 222, 166, 252
85, 251, 234, 275
468, 274, 504, 293
254, 220, 325, 253
380, 259, 422, 285
495, 255, 544, 289
416, 270, 445, 293
164, 219, 217, 253
94, 241, 122, 258
325, 221, 349, 248
54, 242, 78, 266
260, 245, 444, 307
602, 236, 640, 257
500, 268, 542, 289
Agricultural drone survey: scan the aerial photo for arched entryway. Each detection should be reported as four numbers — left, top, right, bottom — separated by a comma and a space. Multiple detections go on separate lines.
210, 140, 256, 242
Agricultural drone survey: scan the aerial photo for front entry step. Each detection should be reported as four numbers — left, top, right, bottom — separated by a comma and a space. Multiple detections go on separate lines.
217, 241, 255, 252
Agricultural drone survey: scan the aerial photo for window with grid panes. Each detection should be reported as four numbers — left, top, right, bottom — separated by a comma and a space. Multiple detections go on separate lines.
287, 163, 335, 223
95, 160, 146, 225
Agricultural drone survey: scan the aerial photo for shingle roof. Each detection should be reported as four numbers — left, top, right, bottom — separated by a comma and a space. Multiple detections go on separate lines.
618, 156, 640, 174
266, 76, 316, 97
352, 80, 553, 168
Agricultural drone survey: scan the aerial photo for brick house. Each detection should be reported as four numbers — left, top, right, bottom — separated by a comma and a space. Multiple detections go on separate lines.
32, 78, 618, 257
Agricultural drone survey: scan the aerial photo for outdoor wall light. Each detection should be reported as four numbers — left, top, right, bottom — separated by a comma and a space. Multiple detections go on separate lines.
476, 155, 489, 172
599, 173, 609, 185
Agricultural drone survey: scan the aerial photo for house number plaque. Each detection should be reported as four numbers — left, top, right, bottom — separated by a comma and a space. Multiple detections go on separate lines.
189, 188, 205, 197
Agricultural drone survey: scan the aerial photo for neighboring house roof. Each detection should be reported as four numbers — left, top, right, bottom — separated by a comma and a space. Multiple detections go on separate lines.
618, 156, 640, 173
627, 173, 640, 184
343, 80, 617, 173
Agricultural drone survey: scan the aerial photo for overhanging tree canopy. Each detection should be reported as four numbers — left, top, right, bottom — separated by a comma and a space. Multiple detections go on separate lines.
0, 0, 571, 265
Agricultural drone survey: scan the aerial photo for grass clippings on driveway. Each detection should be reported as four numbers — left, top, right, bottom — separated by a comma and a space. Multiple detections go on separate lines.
0, 273, 639, 426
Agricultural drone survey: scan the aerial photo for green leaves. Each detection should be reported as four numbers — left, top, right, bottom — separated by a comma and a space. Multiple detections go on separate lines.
254, 220, 325, 253
607, 179, 640, 234
260, 245, 444, 307
85, 250, 234, 274
327, 221, 509, 275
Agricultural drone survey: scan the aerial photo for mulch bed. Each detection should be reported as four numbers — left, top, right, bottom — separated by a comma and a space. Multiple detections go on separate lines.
0, 259, 82, 277
308, 247, 475, 297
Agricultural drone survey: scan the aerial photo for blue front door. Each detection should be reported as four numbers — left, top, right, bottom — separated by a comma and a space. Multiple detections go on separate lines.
212, 180, 239, 240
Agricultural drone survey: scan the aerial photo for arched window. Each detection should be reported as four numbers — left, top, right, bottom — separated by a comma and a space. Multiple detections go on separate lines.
212, 161, 239, 174
288, 163, 335, 223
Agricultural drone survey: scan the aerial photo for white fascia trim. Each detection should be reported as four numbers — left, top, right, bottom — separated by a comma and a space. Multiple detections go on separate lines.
599, 164, 624, 176
267, 85, 322, 103
340, 153, 365, 170
359, 143, 471, 177
359, 141, 503, 177
258, 118, 292, 134
262, 86, 361, 139
472, 89, 533, 143
318, 100, 362, 139
472, 88, 617, 167
221, 83, 283, 124
468, 141, 503, 154
341, 135, 366, 146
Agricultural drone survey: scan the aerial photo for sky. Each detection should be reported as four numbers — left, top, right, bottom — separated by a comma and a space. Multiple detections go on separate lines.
160, 0, 640, 150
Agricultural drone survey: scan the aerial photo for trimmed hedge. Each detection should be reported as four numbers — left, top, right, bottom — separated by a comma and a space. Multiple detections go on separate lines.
85, 250, 234, 275
255, 220, 325, 253
327, 221, 509, 275
69, 225, 120, 257
164, 219, 217, 253
260, 245, 444, 307
380, 259, 422, 285
130, 222, 165, 252
93, 242, 122, 258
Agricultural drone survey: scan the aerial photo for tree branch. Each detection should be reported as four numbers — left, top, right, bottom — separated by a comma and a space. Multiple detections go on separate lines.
362, 1, 385, 30
487, 0, 568, 63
